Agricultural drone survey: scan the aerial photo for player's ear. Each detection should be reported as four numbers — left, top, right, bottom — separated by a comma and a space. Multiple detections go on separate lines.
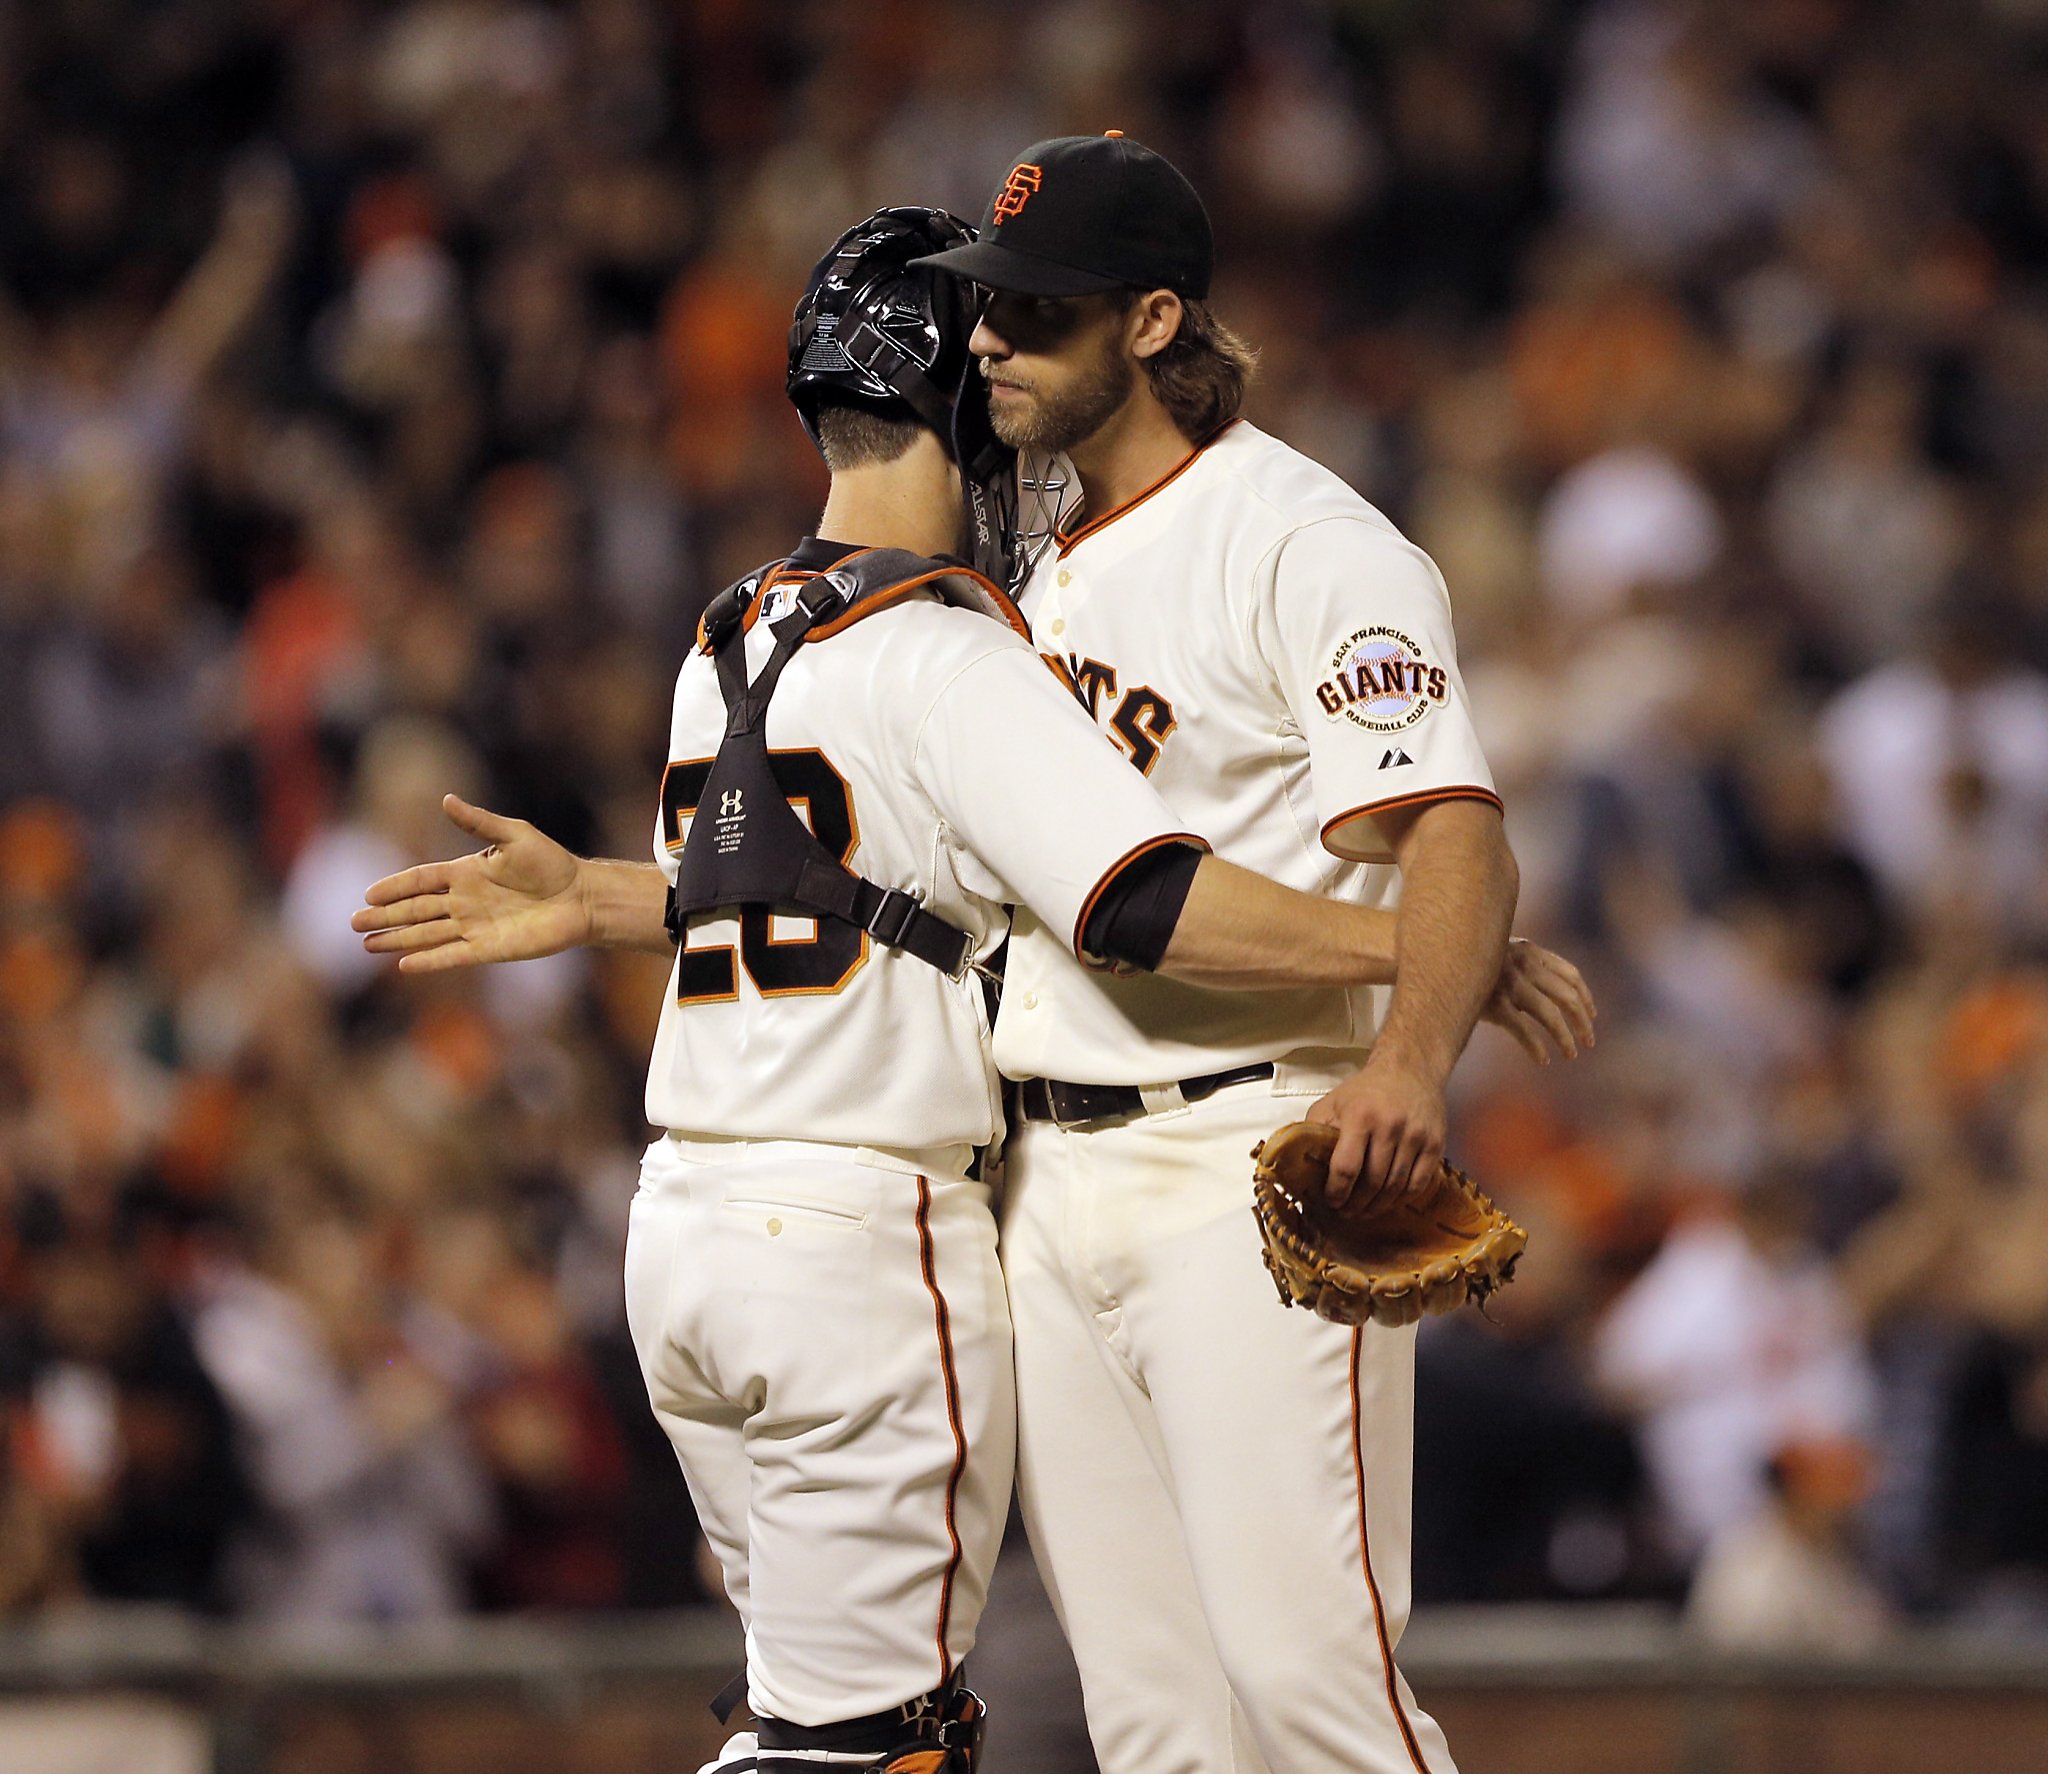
1128, 289, 1184, 361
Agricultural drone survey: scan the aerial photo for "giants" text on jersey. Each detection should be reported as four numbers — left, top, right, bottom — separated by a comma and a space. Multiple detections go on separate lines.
1315, 625, 1447, 733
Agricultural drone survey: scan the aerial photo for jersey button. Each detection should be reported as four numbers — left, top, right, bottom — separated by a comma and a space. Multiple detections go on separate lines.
1049, 619, 1065, 637
1022, 992, 1039, 1009
1056, 568, 1072, 587
766, 1217, 783, 1237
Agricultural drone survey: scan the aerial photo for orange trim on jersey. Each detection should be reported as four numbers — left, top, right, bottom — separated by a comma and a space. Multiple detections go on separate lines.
749, 940, 869, 995
804, 564, 1031, 643
803, 569, 951, 639
1070, 831, 1209, 958
699, 552, 1027, 650
915, 1176, 968, 1685
1052, 420, 1239, 555
1319, 787, 1504, 858
1351, 1327, 1436, 1774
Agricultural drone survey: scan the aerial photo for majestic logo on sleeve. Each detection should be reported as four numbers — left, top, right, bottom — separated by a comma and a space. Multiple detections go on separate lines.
1316, 627, 1447, 732
993, 163, 1044, 223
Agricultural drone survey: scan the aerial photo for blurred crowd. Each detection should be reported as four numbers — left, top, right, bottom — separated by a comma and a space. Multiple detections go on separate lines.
3, 0, 2048, 1650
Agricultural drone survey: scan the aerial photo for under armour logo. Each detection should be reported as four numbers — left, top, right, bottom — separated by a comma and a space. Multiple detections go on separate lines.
993, 163, 1043, 223
720, 789, 744, 818
1378, 748, 1414, 769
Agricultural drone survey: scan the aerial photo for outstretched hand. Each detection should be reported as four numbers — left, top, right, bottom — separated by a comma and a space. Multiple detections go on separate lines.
353, 795, 589, 973
1480, 939, 1596, 1064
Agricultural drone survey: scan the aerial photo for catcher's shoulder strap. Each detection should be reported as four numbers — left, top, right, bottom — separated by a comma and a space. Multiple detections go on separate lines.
695, 547, 1025, 653
665, 550, 978, 980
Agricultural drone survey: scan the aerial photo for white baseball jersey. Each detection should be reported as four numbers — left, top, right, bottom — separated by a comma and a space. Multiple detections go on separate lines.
645, 547, 1198, 1149
994, 420, 1499, 1087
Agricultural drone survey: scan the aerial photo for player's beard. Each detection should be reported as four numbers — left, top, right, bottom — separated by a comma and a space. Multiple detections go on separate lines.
986, 332, 1135, 454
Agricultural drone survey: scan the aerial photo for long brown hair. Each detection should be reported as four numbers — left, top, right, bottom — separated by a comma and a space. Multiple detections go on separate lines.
1118, 292, 1259, 440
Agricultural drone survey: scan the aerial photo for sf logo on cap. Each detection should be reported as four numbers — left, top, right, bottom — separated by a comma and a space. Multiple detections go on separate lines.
994, 163, 1043, 222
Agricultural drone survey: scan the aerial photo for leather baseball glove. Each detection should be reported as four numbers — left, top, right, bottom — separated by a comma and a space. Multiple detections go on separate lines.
1250, 1121, 1527, 1328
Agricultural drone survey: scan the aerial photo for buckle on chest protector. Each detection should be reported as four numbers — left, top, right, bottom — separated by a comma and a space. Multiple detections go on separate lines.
867, 886, 978, 983
865, 889, 918, 948
797, 574, 851, 623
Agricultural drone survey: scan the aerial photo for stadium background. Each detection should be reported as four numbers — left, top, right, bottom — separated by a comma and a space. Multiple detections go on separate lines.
3, 0, 2048, 1768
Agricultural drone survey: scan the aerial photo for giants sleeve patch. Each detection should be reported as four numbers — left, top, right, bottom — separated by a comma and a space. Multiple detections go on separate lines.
1313, 626, 1448, 732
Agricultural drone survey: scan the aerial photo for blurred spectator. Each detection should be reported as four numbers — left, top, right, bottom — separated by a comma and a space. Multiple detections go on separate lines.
1840, 967, 2048, 1616
1537, 442, 1723, 626
27, 544, 233, 851
1817, 595, 2048, 928
190, 1216, 493, 1622
1769, 361, 1969, 670
1, 1220, 249, 1612
1593, 1172, 1877, 1559
575, 333, 695, 642
0, 156, 295, 605
406, 1207, 630, 1611
1687, 1437, 1894, 1652
1558, 6, 1820, 270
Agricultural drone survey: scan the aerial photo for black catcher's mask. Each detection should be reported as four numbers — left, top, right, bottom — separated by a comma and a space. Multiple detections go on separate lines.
788, 207, 1019, 589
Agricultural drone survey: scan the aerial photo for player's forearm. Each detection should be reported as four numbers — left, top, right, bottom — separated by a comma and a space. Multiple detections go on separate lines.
1156, 856, 1398, 990
578, 858, 675, 954
1372, 802, 1516, 1083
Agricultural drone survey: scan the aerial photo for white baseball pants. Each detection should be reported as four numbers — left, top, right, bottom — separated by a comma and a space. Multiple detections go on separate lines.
1001, 1076, 1458, 1774
625, 1133, 1015, 1728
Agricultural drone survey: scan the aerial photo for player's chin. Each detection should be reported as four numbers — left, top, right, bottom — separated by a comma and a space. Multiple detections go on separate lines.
988, 391, 1041, 449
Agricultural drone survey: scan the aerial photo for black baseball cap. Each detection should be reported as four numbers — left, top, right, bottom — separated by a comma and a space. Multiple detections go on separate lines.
913, 133, 1213, 301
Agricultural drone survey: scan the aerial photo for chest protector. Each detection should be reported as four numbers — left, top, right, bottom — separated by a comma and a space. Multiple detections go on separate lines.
664, 549, 1005, 981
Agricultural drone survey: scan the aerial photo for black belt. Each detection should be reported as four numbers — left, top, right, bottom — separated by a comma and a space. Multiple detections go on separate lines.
1009, 1063, 1275, 1128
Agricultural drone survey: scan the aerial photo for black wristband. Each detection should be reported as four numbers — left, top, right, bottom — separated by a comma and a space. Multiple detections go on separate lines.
1080, 841, 1204, 972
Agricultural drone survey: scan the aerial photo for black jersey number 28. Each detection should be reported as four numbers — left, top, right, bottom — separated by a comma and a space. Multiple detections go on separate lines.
659, 750, 867, 1003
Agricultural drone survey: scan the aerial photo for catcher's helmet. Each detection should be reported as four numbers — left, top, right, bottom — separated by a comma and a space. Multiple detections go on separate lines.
788, 207, 1019, 587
